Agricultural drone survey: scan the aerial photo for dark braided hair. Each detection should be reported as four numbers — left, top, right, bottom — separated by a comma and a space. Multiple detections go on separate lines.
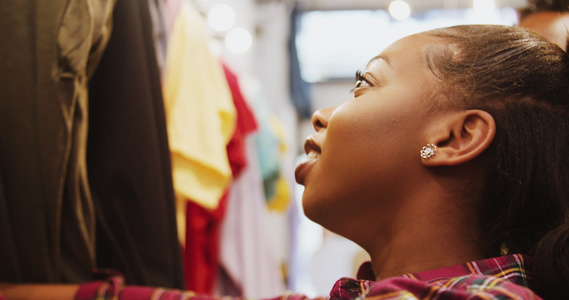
425, 24, 569, 299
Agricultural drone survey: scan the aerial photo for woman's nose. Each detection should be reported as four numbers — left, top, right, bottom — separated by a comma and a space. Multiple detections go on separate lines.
311, 106, 336, 132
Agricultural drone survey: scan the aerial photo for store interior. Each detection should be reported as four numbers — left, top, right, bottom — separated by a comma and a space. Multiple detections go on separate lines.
191, 0, 530, 297
0, 0, 540, 298
196, 0, 527, 297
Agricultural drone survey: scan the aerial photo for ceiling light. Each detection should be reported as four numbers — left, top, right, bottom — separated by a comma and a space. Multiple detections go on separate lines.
207, 4, 236, 32
389, 0, 411, 21
225, 28, 252, 54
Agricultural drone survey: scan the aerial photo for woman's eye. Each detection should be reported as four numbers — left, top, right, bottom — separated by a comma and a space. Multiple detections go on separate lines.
351, 70, 373, 94
354, 71, 371, 88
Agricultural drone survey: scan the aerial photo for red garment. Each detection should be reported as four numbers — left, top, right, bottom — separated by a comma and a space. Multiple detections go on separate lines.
223, 64, 258, 176
183, 63, 258, 293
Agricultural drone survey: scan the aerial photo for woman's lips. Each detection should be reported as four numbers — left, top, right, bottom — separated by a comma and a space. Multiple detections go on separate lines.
295, 137, 321, 185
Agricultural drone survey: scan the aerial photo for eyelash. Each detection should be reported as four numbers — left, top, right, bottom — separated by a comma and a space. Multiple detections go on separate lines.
350, 70, 370, 93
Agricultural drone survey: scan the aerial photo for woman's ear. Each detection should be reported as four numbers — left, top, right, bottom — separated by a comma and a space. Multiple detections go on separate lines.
422, 110, 496, 166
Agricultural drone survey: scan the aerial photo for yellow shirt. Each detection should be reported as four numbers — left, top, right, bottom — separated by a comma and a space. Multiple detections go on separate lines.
163, 2, 236, 215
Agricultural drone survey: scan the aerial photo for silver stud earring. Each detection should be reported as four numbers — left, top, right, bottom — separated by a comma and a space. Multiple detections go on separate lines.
420, 144, 437, 159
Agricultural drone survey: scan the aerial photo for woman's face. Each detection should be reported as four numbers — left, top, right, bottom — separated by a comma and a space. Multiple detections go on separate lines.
295, 33, 451, 239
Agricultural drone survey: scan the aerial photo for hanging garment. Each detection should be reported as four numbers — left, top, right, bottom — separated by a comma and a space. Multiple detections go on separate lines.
147, 0, 168, 77
183, 64, 258, 293
163, 0, 184, 37
263, 116, 290, 211
241, 77, 282, 203
162, 0, 236, 245
184, 197, 229, 294
87, 0, 184, 289
0, 0, 114, 283
223, 64, 259, 178
216, 71, 285, 296
217, 137, 287, 298
163, 0, 236, 212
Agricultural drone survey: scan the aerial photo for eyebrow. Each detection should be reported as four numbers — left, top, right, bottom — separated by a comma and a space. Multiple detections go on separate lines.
367, 55, 391, 67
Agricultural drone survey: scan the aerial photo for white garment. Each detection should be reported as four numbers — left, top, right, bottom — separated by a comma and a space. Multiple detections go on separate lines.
218, 136, 286, 298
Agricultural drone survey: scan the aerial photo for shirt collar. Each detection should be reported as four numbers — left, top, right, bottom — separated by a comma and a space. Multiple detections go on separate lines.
356, 253, 533, 285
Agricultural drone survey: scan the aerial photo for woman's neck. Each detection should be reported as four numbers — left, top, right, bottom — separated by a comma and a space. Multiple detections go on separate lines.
370, 229, 484, 281
365, 195, 484, 281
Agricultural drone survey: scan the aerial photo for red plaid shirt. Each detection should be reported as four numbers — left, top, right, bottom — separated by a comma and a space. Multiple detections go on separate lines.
74, 254, 540, 300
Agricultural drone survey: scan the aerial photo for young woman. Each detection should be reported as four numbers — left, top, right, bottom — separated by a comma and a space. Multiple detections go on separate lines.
2, 24, 569, 300
296, 23, 569, 300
